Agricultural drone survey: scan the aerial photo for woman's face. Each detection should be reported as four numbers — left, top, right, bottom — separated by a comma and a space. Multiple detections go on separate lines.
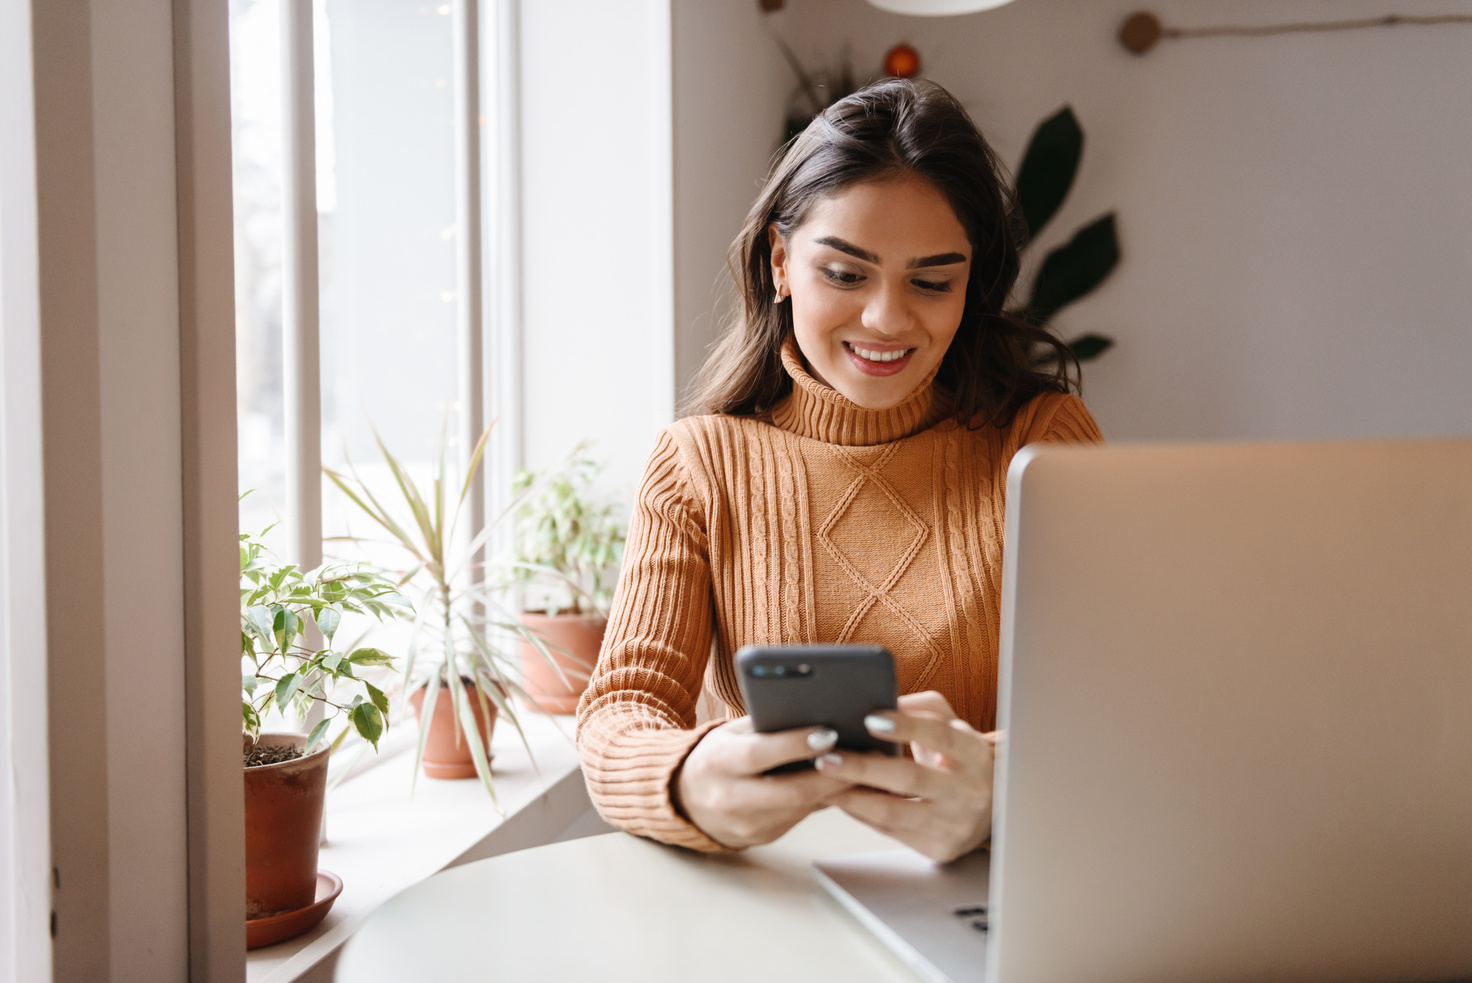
770, 173, 972, 410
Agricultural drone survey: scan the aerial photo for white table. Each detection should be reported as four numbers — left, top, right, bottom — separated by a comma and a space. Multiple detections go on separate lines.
334, 809, 926, 982
248, 713, 595, 983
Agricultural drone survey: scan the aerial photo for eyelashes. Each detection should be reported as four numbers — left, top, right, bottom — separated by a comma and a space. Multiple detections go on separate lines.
818, 268, 954, 294
820, 268, 864, 286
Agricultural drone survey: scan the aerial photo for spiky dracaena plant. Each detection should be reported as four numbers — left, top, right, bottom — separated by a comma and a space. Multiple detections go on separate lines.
324, 424, 566, 805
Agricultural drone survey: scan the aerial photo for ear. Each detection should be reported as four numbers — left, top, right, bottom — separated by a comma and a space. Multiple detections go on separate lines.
767, 224, 789, 289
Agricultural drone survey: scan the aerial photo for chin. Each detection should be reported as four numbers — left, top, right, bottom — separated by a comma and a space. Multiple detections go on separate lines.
838, 376, 914, 410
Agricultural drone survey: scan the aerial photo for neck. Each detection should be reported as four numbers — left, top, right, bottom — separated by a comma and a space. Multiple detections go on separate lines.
767, 336, 944, 446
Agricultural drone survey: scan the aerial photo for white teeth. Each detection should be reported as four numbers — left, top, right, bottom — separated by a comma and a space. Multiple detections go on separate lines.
850, 344, 910, 363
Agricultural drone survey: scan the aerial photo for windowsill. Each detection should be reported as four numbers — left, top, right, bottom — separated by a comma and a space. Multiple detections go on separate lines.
246, 711, 608, 983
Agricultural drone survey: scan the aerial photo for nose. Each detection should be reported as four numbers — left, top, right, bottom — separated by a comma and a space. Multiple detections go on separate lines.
861, 279, 915, 338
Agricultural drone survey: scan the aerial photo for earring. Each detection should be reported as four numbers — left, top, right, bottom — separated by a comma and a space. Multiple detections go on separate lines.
774, 283, 787, 304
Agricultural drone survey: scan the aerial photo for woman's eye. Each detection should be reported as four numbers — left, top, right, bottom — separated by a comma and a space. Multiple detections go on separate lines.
820, 268, 864, 286
913, 279, 951, 294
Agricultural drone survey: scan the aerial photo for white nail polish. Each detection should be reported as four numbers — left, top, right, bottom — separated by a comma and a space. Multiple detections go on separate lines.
816, 753, 842, 769
864, 714, 895, 734
807, 728, 838, 751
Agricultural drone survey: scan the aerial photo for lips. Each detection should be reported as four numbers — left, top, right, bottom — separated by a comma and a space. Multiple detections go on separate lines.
843, 341, 915, 377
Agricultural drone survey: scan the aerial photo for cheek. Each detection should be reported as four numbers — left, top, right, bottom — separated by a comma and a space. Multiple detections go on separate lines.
921, 295, 967, 349
791, 280, 859, 338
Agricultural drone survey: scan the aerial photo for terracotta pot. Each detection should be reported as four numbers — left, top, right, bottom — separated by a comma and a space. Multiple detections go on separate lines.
518, 611, 605, 715
244, 732, 329, 919
408, 679, 497, 779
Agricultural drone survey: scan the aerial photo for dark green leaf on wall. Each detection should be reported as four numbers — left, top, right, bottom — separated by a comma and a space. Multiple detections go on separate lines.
1016, 106, 1083, 241
1027, 212, 1119, 324
1067, 334, 1115, 362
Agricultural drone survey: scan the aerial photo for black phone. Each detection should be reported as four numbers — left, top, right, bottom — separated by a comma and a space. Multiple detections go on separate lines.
734, 644, 900, 772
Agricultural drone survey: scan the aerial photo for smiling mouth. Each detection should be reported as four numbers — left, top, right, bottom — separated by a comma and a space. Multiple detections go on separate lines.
844, 342, 914, 364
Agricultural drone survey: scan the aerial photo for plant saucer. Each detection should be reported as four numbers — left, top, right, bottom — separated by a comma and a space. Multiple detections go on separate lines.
246, 870, 344, 950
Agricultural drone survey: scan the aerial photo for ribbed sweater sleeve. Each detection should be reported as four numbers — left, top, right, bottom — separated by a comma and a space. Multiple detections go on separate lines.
575, 427, 729, 852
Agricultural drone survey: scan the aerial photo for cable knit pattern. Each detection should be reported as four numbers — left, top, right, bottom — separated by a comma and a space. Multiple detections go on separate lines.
577, 338, 1103, 851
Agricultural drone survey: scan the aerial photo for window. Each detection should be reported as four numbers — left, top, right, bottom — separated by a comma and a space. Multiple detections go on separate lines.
231, 0, 469, 559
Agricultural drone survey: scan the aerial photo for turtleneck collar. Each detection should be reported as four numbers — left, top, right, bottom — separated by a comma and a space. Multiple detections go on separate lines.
767, 335, 946, 446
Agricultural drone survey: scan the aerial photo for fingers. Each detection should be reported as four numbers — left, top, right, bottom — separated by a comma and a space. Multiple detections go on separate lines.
830, 789, 991, 863
814, 748, 949, 799
896, 690, 959, 720
710, 716, 840, 775
737, 725, 842, 775
829, 787, 924, 834
862, 711, 992, 773
677, 720, 853, 849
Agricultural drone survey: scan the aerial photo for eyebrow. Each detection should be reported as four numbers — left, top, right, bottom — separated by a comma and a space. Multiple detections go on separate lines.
812, 236, 967, 269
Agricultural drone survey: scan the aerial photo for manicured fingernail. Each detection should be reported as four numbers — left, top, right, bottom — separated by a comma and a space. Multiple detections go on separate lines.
864, 714, 895, 734
807, 728, 838, 751
816, 753, 842, 770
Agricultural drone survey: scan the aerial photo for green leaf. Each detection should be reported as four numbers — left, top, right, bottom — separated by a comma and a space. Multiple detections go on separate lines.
1026, 212, 1119, 324
247, 605, 275, 640
274, 672, 300, 710
242, 701, 261, 737
242, 673, 258, 696
281, 608, 301, 646
347, 647, 395, 667
304, 718, 331, 753
365, 681, 390, 718
322, 650, 344, 673
350, 702, 384, 750
316, 606, 341, 640
1016, 105, 1083, 241
1068, 333, 1115, 362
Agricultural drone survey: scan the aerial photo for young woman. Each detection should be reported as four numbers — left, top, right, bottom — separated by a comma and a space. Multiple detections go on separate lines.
576, 78, 1102, 863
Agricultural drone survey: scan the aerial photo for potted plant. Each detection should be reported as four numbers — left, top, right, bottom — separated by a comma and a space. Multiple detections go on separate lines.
325, 425, 555, 799
239, 530, 401, 940
510, 450, 626, 715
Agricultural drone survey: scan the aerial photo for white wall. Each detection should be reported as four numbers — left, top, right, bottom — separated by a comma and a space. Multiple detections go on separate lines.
671, 0, 790, 403
673, 0, 1472, 442
516, 0, 675, 496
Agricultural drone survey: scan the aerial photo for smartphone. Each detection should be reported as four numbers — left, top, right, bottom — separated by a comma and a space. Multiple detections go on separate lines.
735, 644, 900, 772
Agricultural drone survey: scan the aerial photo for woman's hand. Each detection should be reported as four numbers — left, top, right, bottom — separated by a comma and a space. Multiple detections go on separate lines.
816, 691, 996, 863
674, 717, 854, 850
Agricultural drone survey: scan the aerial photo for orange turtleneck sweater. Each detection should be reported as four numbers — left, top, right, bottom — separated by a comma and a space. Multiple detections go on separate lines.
576, 341, 1103, 851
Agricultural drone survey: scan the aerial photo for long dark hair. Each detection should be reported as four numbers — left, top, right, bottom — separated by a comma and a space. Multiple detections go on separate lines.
686, 78, 1076, 427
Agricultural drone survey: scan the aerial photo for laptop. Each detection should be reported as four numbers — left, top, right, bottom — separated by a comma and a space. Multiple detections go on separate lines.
816, 439, 1472, 983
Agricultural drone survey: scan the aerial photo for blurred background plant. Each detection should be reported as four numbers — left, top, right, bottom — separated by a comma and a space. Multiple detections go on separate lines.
1009, 105, 1120, 365
510, 447, 626, 618
239, 527, 403, 756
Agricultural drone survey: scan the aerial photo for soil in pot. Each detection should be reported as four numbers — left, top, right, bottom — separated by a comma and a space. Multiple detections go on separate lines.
409, 679, 497, 779
244, 732, 330, 920
518, 610, 605, 715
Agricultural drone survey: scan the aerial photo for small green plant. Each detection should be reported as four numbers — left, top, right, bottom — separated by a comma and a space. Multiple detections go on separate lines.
511, 448, 626, 617
325, 424, 556, 804
239, 530, 404, 754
